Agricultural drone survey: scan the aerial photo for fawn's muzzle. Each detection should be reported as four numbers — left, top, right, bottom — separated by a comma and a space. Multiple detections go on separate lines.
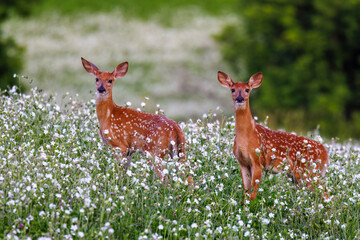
236, 93, 244, 103
97, 85, 106, 93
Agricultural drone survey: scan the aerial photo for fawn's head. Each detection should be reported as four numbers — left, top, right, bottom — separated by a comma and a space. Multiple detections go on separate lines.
218, 71, 263, 110
81, 57, 128, 98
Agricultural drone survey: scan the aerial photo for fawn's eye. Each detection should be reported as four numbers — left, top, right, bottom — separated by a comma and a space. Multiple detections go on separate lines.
245, 88, 249, 93
231, 89, 235, 93
96, 78, 99, 82
108, 80, 113, 83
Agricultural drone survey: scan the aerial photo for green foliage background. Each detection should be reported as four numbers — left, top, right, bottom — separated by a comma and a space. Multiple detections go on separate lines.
217, 0, 360, 138
32, 0, 236, 18
0, 0, 39, 91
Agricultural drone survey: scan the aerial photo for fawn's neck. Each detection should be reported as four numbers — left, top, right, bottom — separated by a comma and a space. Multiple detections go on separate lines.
95, 93, 116, 127
234, 102, 256, 137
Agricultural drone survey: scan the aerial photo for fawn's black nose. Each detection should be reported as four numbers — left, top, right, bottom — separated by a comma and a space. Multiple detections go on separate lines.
236, 92, 244, 102
97, 85, 106, 93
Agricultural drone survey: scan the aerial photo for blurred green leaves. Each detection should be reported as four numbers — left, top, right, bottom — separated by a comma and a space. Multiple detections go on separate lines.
217, 0, 360, 138
0, 36, 23, 91
0, 0, 40, 92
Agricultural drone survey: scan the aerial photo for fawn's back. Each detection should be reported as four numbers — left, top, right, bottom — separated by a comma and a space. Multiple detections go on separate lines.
255, 124, 328, 177
102, 105, 185, 158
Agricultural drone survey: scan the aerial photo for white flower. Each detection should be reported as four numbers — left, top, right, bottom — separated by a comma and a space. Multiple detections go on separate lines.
104, 129, 109, 135
191, 223, 198, 228
262, 218, 270, 225
45, 173, 52, 179
158, 224, 164, 230
49, 203, 56, 209
71, 225, 78, 231
78, 231, 84, 238
84, 198, 91, 208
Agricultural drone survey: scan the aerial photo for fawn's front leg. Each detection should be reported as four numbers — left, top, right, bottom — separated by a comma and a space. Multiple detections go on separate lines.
239, 164, 252, 197
250, 164, 262, 200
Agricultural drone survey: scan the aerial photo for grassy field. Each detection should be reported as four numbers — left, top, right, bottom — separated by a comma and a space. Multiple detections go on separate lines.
1, 86, 359, 239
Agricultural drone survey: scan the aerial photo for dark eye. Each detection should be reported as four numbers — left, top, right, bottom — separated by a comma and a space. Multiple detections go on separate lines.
231, 89, 235, 93
96, 78, 99, 82
245, 88, 249, 93
108, 80, 113, 83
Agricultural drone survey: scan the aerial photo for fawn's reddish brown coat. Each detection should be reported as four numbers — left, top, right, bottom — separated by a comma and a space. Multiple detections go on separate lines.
81, 58, 186, 167
218, 71, 329, 200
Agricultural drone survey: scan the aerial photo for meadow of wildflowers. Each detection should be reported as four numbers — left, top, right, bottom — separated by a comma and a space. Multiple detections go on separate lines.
1, 86, 360, 239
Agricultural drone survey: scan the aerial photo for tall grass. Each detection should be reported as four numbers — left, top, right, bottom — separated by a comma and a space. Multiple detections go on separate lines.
1, 85, 359, 239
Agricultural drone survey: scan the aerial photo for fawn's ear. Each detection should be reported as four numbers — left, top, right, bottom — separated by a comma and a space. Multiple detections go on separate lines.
248, 72, 263, 89
81, 57, 99, 76
217, 71, 234, 88
113, 62, 128, 79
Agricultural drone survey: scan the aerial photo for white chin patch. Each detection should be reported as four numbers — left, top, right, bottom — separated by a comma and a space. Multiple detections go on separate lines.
97, 92, 107, 97
235, 102, 246, 109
